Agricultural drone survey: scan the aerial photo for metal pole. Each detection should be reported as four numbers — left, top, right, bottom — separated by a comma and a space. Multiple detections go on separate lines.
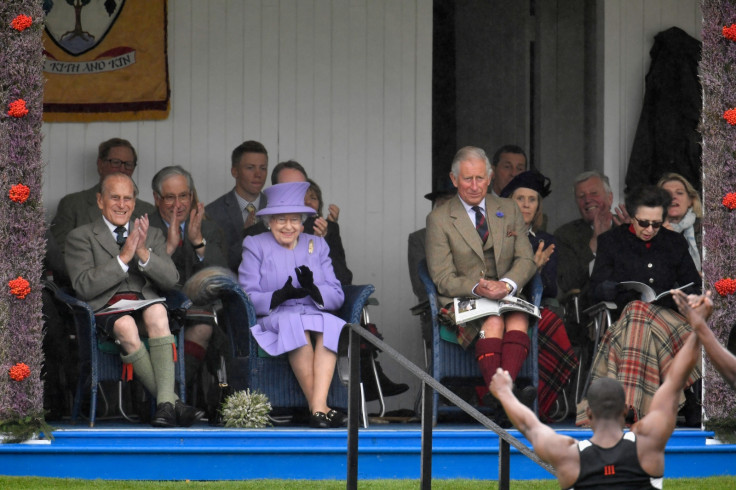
347, 326, 361, 489
499, 438, 510, 490
420, 381, 433, 489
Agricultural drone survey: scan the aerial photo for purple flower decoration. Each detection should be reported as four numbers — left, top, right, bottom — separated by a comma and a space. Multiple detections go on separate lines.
0, 0, 47, 434
496, 211, 504, 218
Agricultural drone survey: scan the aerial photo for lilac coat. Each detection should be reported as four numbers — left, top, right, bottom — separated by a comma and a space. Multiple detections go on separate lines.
239, 232, 345, 356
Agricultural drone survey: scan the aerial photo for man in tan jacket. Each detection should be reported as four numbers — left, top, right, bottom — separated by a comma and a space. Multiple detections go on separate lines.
426, 146, 536, 400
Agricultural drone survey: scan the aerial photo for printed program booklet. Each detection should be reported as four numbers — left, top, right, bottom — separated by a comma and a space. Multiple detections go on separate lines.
618, 281, 694, 303
95, 297, 166, 316
453, 295, 541, 324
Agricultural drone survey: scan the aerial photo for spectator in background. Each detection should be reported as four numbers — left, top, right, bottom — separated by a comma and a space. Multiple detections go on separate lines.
657, 172, 702, 272
205, 140, 269, 273
501, 170, 577, 421
51, 138, 155, 256
490, 144, 527, 197
149, 166, 229, 405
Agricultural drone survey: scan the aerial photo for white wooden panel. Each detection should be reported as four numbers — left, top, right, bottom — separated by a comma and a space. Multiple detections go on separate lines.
602, 0, 701, 203
241, 0, 263, 154
204, 0, 228, 195
294, 0, 315, 169
188, 0, 210, 192
222, 0, 245, 177
312, 0, 333, 181
259, 2, 280, 161
171, 0, 193, 182
277, 0, 298, 161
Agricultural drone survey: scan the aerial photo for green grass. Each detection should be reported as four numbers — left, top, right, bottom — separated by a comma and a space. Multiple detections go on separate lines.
1, 477, 735, 489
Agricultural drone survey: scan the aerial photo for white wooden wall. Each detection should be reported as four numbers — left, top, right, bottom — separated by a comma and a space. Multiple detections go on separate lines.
601, 0, 702, 204
42, 0, 433, 412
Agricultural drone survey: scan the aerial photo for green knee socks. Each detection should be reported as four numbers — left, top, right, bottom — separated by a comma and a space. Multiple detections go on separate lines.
147, 335, 179, 405
121, 344, 157, 395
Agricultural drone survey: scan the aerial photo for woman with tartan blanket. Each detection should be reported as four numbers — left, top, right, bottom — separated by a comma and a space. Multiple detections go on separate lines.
501, 171, 578, 421
576, 185, 701, 426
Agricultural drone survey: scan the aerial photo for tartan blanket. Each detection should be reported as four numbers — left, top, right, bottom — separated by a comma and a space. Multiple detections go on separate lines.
576, 300, 701, 426
537, 308, 577, 421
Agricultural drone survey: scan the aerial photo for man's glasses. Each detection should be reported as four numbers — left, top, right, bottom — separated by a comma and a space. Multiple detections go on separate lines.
104, 158, 137, 170
161, 192, 192, 205
634, 217, 663, 229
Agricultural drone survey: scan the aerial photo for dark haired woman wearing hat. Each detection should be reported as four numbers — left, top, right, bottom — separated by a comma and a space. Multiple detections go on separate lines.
501, 171, 577, 421
239, 182, 347, 428
575, 185, 701, 426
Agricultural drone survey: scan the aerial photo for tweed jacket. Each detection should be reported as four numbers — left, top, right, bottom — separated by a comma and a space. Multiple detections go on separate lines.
51, 183, 155, 255
425, 194, 536, 307
65, 216, 179, 311
148, 211, 228, 288
205, 189, 267, 273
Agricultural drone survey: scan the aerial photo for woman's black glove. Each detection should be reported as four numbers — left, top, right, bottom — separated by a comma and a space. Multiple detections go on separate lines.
295, 265, 323, 306
270, 276, 308, 309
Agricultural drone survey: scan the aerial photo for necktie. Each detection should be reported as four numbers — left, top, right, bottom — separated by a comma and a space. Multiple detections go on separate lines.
114, 225, 127, 248
245, 203, 256, 220
472, 206, 489, 244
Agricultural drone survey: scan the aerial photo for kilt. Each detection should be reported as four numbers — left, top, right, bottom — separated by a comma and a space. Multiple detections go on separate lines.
537, 308, 577, 421
576, 300, 700, 426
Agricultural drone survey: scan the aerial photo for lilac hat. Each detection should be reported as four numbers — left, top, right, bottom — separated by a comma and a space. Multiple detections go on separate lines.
256, 182, 317, 217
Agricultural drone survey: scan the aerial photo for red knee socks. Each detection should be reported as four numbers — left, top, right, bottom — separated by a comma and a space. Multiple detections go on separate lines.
500, 330, 530, 380
475, 337, 503, 389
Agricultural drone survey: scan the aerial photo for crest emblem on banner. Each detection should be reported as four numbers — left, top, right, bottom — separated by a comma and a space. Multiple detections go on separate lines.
42, 0, 169, 122
44, 0, 126, 56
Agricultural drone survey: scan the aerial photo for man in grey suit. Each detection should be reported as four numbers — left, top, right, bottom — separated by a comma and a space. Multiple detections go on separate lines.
205, 140, 269, 273
65, 173, 203, 427
425, 146, 536, 400
149, 165, 228, 400
51, 138, 155, 255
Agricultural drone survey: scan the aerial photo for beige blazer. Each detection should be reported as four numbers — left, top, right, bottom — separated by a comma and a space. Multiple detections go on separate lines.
425, 194, 536, 306
65, 216, 179, 311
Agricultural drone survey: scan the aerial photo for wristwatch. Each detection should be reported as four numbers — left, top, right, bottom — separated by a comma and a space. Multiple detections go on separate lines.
504, 282, 513, 294
192, 237, 207, 249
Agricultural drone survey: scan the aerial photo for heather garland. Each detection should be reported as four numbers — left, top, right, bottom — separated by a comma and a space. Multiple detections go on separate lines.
701, 0, 736, 432
0, 1, 48, 441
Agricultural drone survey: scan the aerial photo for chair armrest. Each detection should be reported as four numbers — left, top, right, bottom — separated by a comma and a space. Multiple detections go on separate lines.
338, 284, 376, 324
582, 301, 617, 317
164, 289, 193, 311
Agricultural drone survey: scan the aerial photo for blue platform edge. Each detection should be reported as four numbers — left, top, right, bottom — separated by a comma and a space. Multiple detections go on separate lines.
0, 427, 734, 481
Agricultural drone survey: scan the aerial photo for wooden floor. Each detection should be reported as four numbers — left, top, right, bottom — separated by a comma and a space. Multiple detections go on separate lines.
0, 418, 734, 481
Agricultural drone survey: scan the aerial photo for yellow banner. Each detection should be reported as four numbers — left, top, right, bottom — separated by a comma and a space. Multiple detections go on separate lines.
42, 0, 169, 122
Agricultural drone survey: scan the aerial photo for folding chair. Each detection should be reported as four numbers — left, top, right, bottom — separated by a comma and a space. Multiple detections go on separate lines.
247, 283, 375, 419
418, 259, 541, 425
52, 285, 188, 427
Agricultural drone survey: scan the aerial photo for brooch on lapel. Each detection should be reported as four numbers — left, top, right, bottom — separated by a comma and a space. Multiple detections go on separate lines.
496, 211, 504, 218
308, 239, 314, 254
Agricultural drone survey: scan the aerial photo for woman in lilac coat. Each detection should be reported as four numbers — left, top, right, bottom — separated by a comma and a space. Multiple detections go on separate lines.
239, 182, 346, 428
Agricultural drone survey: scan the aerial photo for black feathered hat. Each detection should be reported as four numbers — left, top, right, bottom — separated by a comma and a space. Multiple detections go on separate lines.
500, 170, 551, 199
